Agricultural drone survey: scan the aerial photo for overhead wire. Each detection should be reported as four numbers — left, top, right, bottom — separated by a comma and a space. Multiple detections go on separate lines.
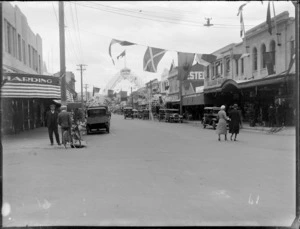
69, 2, 83, 63
72, 1, 256, 27
64, 5, 81, 68
74, 2, 85, 63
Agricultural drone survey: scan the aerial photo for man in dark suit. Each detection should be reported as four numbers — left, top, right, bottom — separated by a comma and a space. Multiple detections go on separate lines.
46, 104, 61, 145
58, 105, 74, 147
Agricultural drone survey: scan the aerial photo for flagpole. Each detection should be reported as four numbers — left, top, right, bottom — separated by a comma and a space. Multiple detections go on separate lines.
272, 1, 280, 46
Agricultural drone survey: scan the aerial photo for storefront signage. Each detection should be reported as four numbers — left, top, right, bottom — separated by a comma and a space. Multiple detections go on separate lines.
187, 71, 204, 80
3, 74, 59, 85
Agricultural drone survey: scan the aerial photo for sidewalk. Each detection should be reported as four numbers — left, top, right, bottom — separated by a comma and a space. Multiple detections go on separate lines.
2, 127, 87, 149
183, 120, 296, 136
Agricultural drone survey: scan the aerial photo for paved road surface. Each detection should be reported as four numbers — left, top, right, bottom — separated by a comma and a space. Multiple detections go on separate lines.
3, 114, 295, 226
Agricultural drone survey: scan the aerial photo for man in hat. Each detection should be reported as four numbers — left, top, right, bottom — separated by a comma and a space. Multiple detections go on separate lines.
46, 103, 61, 145
58, 105, 74, 147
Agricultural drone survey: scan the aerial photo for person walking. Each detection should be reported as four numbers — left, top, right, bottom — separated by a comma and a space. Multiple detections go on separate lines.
46, 103, 61, 146
216, 105, 230, 141
229, 104, 242, 141
58, 105, 74, 147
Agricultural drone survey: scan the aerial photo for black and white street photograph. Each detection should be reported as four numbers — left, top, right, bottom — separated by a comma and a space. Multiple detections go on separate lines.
1, 1, 299, 227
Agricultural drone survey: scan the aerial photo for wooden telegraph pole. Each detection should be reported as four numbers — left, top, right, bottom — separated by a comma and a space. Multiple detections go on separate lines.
59, 2, 66, 105
77, 64, 87, 109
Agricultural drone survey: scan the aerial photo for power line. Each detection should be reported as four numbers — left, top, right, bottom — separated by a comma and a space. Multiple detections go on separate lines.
72, 2, 256, 28
90, 2, 255, 27
69, 2, 84, 63
64, 7, 81, 65
74, 2, 84, 63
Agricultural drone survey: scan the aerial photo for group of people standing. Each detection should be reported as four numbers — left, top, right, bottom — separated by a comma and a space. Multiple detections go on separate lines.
216, 104, 242, 141
46, 103, 73, 147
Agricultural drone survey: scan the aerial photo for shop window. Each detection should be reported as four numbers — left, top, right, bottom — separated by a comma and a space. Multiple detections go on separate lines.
253, 47, 258, 71
22, 40, 26, 64
261, 44, 266, 69
241, 58, 244, 74
28, 45, 31, 68
226, 58, 230, 74
6, 20, 12, 54
206, 66, 210, 78
270, 40, 276, 66
235, 59, 239, 76
18, 34, 22, 61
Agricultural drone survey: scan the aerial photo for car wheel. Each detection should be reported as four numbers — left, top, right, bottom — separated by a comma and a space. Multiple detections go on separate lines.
106, 127, 110, 133
86, 126, 91, 135
203, 124, 206, 129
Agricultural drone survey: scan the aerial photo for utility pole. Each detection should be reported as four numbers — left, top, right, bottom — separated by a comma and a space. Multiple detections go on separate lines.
77, 64, 87, 109
84, 84, 89, 102
131, 87, 134, 108
59, 2, 66, 105
179, 78, 183, 115
147, 79, 156, 120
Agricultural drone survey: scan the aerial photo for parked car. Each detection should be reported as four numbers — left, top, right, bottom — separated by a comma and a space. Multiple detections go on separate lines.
86, 105, 110, 134
164, 109, 183, 123
133, 109, 138, 118
142, 109, 150, 120
158, 109, 166, 122
202, 107, 220, 129
124, 107, 134, 119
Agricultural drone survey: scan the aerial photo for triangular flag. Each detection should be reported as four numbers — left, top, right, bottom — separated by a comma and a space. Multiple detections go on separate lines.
195, 54, 217, 66
108, 39, 134, 65
177, 52, 195, 81
266, 2, 272, 35
143, 47, 166, 73
117, 50, 126, 60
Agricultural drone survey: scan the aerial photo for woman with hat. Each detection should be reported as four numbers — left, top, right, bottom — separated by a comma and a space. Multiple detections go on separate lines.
216, 105, 230, 141
229, 104, 242, 141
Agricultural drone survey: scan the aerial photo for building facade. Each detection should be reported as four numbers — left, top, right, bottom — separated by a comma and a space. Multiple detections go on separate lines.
1, 2, 60, 135
2, 2, 44, 74
203, 11, 295, 126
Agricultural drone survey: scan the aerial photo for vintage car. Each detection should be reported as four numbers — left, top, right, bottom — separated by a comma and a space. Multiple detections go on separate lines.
137, 110, 144, 119
86, 105, 111, 134
165, 109, 183, 123
202, 107, 221, 129
142, 109, 150, 120
124, 107, 134, 119
132, 109, 138, 118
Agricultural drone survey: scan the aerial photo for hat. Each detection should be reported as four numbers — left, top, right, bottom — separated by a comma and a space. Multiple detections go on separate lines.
220, 105, 225, 110
233, 104, 238, 109
60, 105, 67, 110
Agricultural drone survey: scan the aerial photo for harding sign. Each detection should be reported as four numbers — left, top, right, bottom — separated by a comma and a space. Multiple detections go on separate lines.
3, 73, 59, 85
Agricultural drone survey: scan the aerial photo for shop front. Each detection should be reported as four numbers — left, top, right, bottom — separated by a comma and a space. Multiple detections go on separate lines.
203, 74, 295, 126
1, 73, 61, 134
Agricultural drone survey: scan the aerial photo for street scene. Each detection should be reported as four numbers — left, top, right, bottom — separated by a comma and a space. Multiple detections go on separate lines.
2, 115, 296, 226
1, 1, 299, 227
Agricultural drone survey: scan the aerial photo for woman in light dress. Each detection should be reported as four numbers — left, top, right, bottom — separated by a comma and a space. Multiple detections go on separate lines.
216, 105, 230, 141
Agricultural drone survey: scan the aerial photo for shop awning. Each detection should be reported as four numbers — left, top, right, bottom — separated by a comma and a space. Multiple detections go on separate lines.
1, 73, 61, 99
183, 93, 205, 106
239, 74, 291, 89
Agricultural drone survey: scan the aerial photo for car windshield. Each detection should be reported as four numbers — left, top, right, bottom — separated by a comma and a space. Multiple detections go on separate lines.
87, 109, 106, 117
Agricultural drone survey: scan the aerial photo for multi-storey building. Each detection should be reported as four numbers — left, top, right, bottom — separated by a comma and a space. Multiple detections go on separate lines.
202, 11, 295, 126
2, 2, 43, 74
1, 2, 61, 134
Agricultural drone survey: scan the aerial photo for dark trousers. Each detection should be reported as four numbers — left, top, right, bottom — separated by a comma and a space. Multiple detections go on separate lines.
48, 127, 60, 144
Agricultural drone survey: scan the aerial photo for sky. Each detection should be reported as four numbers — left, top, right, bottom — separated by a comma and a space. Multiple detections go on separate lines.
11, 1, 295, 94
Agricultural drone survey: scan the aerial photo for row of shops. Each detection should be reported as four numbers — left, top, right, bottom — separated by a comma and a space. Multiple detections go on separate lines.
164, 72, 295, 126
